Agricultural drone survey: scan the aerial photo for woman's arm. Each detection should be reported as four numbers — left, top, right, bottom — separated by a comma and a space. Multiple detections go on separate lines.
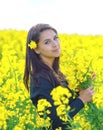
30, 77, 84, 118
69, 97, 84, 117
30, 77, 86, 129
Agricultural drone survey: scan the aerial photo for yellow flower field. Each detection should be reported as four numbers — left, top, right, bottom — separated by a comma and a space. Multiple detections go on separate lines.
0, 30, 103, 130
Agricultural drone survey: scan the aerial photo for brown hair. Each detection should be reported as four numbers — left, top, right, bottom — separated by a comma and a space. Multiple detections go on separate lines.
23, 23, 65, 91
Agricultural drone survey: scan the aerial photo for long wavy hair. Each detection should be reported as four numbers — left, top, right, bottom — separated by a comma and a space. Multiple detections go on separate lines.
23, 24, 66, 91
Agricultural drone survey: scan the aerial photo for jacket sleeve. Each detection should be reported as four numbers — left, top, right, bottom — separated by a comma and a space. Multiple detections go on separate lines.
30, 77, 54, 105
69, 97, 84, 117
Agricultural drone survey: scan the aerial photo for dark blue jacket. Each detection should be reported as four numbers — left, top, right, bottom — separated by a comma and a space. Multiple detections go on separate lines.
30, 76, 84, 130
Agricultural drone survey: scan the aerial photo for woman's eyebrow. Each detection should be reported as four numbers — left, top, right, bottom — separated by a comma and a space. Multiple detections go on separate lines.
39, 38, 49, 43
42, 37, 53, 43
41, 34, 57, 43
43, 38, 50, 42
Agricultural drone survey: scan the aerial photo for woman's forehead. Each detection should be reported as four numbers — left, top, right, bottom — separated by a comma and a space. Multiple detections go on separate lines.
39, 29, 57, 40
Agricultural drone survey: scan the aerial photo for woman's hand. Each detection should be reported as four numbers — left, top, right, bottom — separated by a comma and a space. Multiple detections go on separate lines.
78, 86, 95, 104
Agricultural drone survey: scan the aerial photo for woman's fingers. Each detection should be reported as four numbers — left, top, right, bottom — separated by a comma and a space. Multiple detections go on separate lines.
88, 86, 95, 96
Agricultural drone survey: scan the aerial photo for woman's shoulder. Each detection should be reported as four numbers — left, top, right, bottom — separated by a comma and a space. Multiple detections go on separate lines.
30, 76, 54, 99
30, 76, 53, 88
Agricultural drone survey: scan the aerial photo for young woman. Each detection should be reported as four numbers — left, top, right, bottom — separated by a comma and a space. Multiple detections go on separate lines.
23, 24, 94, 129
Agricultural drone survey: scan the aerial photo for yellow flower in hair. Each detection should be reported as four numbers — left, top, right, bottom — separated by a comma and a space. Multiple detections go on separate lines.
28, 40, 37, 49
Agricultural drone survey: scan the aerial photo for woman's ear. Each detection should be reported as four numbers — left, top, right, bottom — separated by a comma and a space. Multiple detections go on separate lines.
34, 48, 40, 54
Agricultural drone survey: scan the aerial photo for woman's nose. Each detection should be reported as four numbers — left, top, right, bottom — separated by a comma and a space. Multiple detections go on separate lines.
52, 40, 58, 47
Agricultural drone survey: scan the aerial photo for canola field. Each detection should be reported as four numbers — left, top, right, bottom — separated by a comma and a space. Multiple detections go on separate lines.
0, 30, 103, 130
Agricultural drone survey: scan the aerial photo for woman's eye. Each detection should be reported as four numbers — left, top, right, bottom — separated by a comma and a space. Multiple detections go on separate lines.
44, 36, 59, 44
44, 40, 50, 44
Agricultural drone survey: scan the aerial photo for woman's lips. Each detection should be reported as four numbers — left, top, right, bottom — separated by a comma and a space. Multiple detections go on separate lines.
52, 48, 60, 52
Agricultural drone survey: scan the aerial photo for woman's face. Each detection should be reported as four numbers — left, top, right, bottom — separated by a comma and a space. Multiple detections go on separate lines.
36, 29, 60, 60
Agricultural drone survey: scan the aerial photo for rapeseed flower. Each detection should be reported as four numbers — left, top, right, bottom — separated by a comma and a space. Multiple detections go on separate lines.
50, 86, 72, 106
28, 40, 37, 49
1, 30, 103, 129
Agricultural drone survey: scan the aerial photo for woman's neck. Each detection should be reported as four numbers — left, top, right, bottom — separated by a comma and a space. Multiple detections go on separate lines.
40, 56, 55, 69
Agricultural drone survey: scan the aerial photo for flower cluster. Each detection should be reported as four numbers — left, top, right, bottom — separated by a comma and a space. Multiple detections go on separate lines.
51, 86, 72, 122
37, 99, 51, 116
51, 86, 72, 106
28, 40, 37, 49
36, 99, 52, 128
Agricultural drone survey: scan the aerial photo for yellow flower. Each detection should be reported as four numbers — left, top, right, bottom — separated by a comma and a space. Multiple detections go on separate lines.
37, 99, 51, 112
36, 115, 51, 128
56, 105, 70, 122
28, 40, 37, 49
55, 127, 62, 130
50, 86, 72, 106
